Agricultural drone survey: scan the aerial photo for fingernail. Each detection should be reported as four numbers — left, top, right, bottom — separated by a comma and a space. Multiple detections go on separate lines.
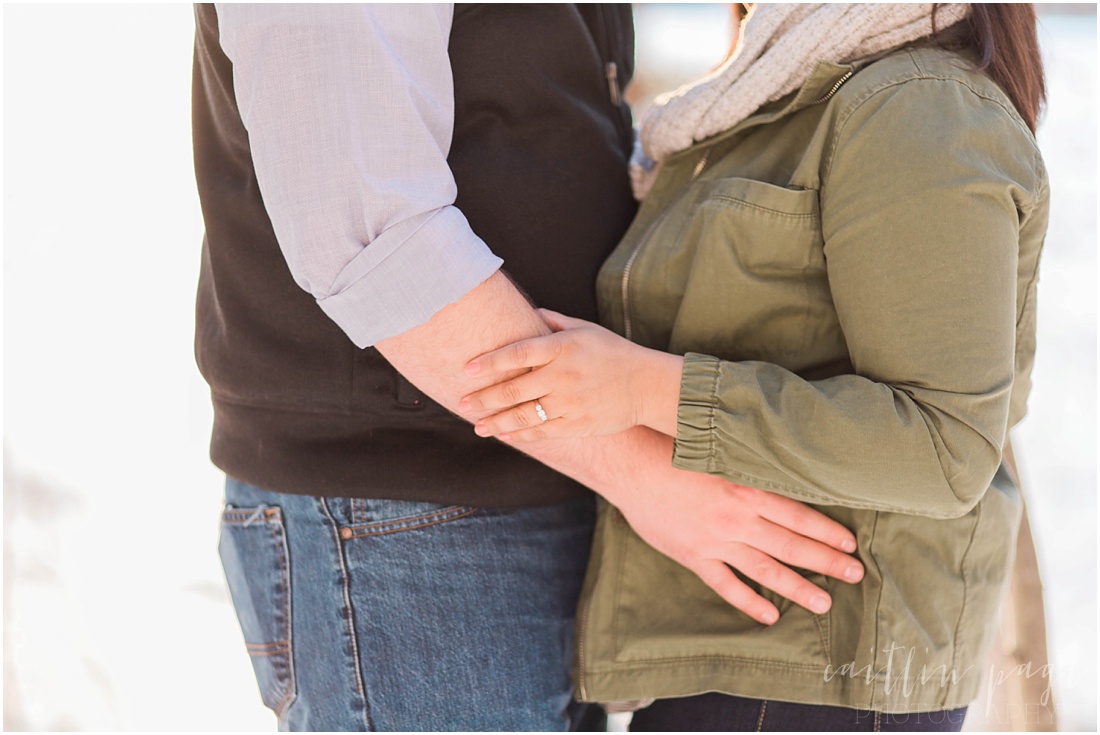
841, 538, 857, 553
845, 564, 864, 582
810, 595, 830, 614
761, 610, 778, 625
498, 433, 511, 442
474, 423, 490, 437
464, 361, 480, 376
457, 399, 471, 414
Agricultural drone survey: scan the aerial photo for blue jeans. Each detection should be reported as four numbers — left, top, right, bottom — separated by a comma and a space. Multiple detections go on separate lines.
218, 478, 600, 731
629, 693, 967, 731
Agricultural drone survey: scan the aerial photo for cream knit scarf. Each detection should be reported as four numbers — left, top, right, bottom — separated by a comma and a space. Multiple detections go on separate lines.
632, 2, 970, 198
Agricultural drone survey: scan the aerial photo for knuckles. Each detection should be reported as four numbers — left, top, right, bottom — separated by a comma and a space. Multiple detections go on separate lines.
711, 509, 745, 537
824, 554, 849, 579
501, 381, 523, 404
749, 559, 777, 584
509, 341, 530, 367
549, 334, 569, 359
509, 406, 531, 428
778, 539, 801, 564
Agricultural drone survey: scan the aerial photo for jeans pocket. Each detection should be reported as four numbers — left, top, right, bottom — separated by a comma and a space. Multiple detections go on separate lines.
219, 505, 296, 718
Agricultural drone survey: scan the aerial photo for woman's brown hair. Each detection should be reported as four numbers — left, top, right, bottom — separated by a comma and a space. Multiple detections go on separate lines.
936, 4, 1047, 133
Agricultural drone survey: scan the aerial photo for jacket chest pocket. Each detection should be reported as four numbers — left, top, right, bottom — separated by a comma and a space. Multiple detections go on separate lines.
669, 177, 837, 366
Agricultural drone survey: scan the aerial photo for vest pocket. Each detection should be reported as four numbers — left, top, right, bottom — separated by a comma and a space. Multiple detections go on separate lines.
219, 505, 296, 719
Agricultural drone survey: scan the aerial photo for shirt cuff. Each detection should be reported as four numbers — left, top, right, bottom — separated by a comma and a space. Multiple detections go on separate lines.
317, 206, 503, 347
672, 352, 724, 474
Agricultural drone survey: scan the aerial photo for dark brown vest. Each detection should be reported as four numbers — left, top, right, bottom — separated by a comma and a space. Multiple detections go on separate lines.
192, 4, 636, 505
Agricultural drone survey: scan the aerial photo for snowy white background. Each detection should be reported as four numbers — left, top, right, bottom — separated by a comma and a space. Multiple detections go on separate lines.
3, 5, 1095, 731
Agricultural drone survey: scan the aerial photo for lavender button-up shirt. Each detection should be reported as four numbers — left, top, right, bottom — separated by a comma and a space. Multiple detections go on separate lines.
216, 3, 503, 347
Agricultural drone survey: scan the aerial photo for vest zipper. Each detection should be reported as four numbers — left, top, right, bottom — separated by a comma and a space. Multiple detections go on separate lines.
596, 5, 629, 142
621, 148, 712, 341
606, 61, 622, 107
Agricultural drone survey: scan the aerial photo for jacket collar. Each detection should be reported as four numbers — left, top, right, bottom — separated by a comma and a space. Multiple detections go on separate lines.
670, 60, 861, 161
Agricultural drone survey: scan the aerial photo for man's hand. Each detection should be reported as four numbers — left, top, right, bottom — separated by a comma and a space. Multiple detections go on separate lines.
621, 466, 863, 623
528, 427, 863, 624
376, 271, 863, 623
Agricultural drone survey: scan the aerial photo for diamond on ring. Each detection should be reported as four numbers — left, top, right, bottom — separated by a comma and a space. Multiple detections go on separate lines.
534, 401, 549, 423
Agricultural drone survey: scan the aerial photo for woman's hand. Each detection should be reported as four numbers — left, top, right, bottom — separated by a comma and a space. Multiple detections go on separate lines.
458, 309, 684, 440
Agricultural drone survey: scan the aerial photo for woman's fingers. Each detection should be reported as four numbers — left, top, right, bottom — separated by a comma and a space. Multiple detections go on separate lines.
459, 369, 548, 416
465, 333, 562, 377
474, 400, 557, 439
690, 558, 780, 625
537, 308, 590, 332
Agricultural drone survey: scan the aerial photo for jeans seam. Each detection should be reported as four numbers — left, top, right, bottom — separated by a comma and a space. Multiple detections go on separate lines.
269, 520, 297, 721
344, 506, 478, 538
756, 700, 767, 731
222, 507, 282, 524
321, 498, 375, 731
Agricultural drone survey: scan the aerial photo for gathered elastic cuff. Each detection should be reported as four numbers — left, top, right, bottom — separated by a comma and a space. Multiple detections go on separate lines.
318, 207, 503, 347
672, 352, 723, 473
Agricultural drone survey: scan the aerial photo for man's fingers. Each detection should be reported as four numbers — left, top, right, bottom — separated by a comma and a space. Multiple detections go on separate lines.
465, 334, 560, 377
727, 546, 834, 616
744, 521, 864, 585
754, 491, 859, 553
691, 559, 779, 625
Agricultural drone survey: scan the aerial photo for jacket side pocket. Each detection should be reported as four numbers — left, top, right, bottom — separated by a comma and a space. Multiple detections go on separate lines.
219, 505, 296, 719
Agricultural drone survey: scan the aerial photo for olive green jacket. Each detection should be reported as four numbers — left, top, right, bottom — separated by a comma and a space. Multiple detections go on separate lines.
577, 47, 1048, 713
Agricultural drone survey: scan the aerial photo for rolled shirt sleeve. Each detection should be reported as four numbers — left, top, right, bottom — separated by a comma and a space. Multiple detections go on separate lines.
215, 3, 503, 347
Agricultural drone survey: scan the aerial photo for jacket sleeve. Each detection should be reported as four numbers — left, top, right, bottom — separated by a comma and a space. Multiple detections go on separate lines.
671, 75, 1046, 518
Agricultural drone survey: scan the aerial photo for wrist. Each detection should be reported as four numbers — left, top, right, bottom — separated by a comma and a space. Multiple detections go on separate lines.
636, 349, 684, 437
589, 427, 677, 508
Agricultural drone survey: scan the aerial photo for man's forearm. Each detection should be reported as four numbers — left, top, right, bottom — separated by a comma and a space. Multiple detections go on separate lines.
374, 269, 659, 500
377, 269, 864, 621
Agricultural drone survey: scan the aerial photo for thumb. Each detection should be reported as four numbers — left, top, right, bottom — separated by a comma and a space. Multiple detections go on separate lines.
537, 308, 588, 332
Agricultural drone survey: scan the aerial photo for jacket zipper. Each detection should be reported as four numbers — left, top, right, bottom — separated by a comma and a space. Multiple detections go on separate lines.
621, 149, 712, 341
577, 573, 590, 699
575, 504, 613, 701
808, 69, 854, 106
619, 68, 852, 341
583, 70, 853, 698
